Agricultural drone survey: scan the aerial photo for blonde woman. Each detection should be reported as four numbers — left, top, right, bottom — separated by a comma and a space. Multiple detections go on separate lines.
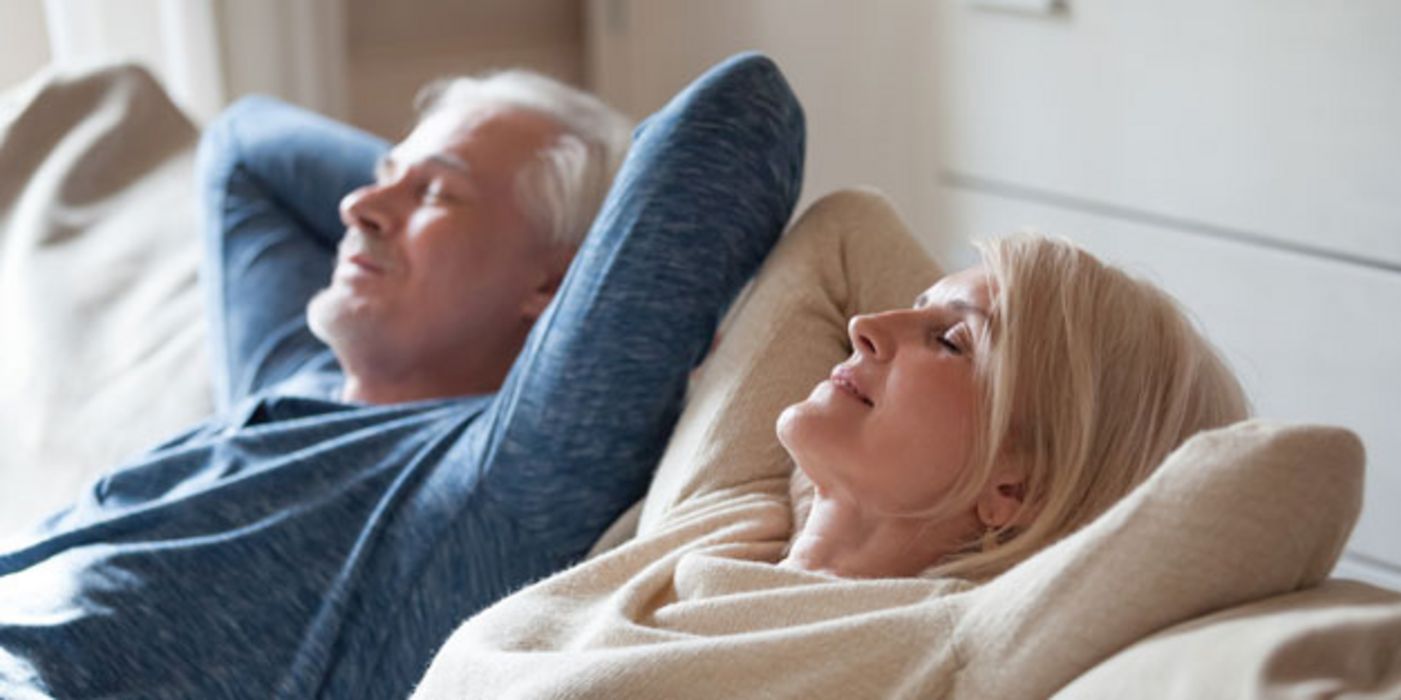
407, 184, 1263, 698
779, 232, 1249, 582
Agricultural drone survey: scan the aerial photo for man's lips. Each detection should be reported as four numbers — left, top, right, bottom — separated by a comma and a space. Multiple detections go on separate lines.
830, 365, 873, 407
348, 254, 386, 274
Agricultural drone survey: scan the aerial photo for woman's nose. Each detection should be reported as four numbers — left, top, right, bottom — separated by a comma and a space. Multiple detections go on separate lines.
848, 313, 894, 361
339, 184, 395, 238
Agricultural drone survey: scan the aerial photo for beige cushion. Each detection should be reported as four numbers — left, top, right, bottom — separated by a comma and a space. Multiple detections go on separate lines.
1056, 578, 1401, 698
952, 419, 1369, 696
0, 64, 210, 537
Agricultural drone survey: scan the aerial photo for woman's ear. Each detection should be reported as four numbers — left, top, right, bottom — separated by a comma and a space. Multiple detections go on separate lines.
975, 470, 1027, 530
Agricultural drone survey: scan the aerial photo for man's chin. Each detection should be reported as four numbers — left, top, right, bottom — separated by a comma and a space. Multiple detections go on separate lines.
307, 286, 382, 348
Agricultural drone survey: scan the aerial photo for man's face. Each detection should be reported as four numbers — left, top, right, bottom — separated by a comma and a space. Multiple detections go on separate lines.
308, 105, 569, 392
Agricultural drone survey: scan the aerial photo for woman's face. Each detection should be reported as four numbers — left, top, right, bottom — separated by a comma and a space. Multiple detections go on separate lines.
777, 266, 994, 515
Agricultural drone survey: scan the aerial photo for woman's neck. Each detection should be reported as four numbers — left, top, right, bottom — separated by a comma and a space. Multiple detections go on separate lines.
779, 490, 980, 578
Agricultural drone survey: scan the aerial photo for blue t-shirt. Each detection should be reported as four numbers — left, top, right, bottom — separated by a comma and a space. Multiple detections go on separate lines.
2, 371, 509, 697
0, 53, 805, 699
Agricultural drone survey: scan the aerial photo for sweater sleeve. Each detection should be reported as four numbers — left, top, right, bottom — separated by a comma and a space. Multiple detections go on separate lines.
468, 53, 806, 561
636, 188, 942, 537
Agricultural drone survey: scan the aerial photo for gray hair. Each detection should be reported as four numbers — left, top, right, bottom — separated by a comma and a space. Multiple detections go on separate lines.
414, 70, 633, 248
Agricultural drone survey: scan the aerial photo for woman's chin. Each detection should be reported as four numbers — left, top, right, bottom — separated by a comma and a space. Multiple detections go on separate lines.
775, 402, 803, 454
776, 399, 833, 464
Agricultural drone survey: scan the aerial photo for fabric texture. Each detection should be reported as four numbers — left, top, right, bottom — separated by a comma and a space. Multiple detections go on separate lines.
1055, 578, 1401, 699
0, 52, 805, 700
411, 188, 1372, 700
0, 64, 211, 536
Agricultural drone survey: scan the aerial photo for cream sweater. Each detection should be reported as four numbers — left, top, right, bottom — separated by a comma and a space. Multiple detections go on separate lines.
411, 191, 1363, 699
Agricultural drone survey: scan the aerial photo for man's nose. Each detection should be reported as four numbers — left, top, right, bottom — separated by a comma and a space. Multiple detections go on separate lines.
339, 184, 398, 238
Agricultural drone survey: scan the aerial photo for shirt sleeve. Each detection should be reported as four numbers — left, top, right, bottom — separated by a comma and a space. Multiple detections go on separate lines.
469, 53, 807, 561
196, 96, 389, 413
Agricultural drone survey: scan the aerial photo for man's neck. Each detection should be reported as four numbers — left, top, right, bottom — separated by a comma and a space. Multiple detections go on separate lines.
341, 376, 467, 405
338, 357, 507, 405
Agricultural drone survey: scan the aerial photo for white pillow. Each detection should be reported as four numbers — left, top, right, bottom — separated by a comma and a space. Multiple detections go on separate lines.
0, 64, 211, 537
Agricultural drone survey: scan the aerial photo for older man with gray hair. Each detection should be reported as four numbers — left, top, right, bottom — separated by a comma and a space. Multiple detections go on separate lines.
219, 70, 632, 408
0, 54, 804, 700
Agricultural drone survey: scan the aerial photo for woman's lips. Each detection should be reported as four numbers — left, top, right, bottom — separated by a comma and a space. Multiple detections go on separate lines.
830, 365, 873, 407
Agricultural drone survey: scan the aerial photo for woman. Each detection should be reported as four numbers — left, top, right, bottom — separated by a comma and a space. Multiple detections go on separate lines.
408, 188, 1251, 699
780, 232, 1250, 582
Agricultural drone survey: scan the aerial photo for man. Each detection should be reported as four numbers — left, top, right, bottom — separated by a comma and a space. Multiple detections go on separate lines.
0, 54, 804, 699
204, 70, 631, 409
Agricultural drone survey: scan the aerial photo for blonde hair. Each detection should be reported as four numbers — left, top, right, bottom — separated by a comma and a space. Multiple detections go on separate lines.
790, 234, 1250, 582
931, 234, 1250, 580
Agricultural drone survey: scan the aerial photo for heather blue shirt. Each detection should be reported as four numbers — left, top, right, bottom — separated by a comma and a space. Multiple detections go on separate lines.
0, 54, 805, 699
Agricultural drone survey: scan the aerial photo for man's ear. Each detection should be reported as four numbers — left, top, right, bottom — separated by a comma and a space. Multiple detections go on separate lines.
975, 470, 1028, 530
520, 252, 572, 322
520, 273, 561, 322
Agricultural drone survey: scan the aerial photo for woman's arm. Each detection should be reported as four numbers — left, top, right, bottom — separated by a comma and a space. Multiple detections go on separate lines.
637, 188, 942, 537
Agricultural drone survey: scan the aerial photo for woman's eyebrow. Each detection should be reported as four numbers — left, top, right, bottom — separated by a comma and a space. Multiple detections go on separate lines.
913, 294, 989, 321
949, 299, 989, 320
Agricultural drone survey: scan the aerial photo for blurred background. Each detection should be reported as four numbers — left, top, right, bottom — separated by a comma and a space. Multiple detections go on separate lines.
2, 0, 1399, 587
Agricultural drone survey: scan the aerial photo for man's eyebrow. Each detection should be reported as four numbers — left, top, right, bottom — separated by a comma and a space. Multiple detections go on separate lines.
374, 154, 396, 180
374, 153, 474, 183
425, 153, 473, 179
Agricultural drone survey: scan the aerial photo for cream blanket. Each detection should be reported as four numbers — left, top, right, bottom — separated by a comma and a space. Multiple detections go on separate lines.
410, 190, 1390, 698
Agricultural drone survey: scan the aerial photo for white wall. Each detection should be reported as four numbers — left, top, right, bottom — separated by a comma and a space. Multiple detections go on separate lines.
40, 0, 213, 118
0, 0, 51, 91
217, 0, 349, 123
933, 0, 1401, 268
586, 0, 944, 252
32, 0, 346, 124
21, 0, 582, 138
346, 0, 583, 138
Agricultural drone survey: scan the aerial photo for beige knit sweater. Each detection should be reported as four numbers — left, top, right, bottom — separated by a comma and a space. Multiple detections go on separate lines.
411, 191, 1363, 699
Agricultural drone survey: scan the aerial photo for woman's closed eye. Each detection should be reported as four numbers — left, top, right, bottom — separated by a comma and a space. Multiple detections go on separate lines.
929, 325, 967, 356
